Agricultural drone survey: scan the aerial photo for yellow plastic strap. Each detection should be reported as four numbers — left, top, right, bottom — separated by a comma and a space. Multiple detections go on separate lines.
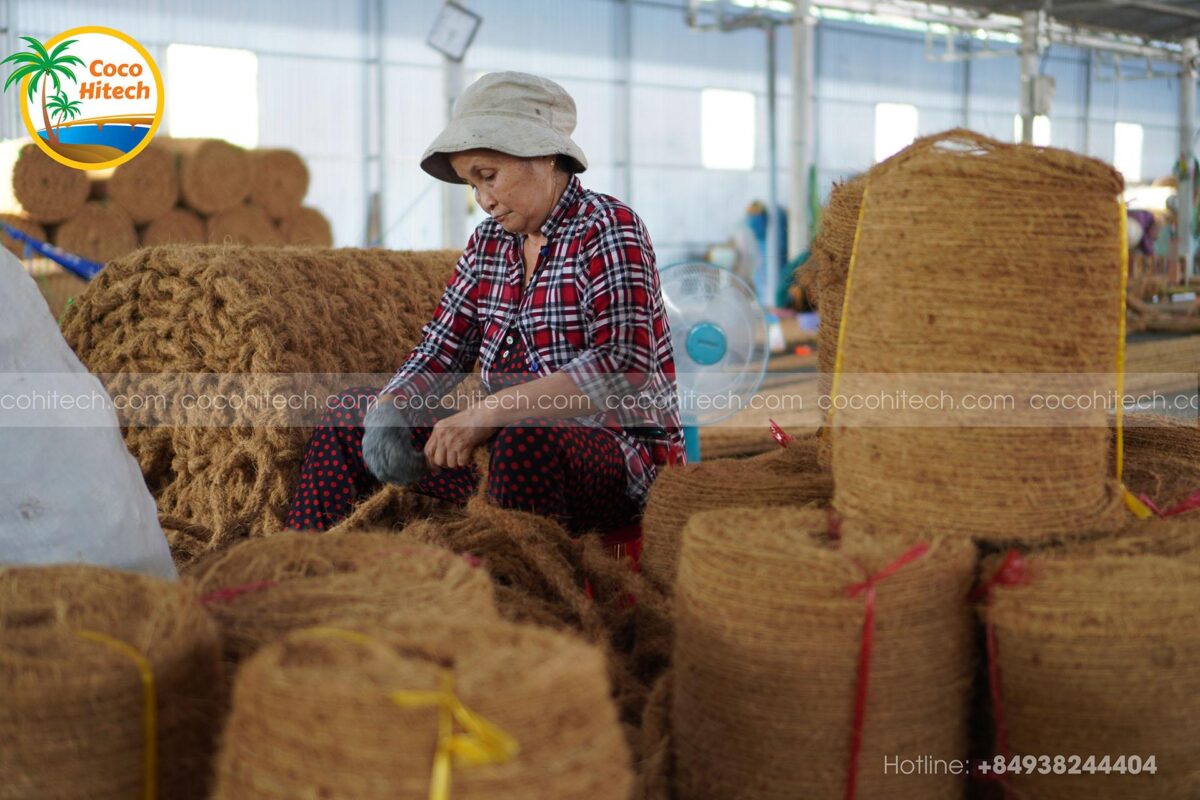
77, 629, 156, 800
1114, 200, 1152, 518
828, 186, 870, 423
297, 627, 518, 800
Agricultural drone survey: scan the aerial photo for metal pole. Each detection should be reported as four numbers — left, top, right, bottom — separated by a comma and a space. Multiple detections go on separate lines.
765, 22, 781, 309
788, 0, 815, 262
441, 56, 465, 249
1180, 37, 1197, 283
615, 0, 633, 202
1019, 10, 1039, 143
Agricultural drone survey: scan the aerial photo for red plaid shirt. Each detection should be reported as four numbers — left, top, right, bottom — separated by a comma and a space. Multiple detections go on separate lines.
384, 175, 685, 503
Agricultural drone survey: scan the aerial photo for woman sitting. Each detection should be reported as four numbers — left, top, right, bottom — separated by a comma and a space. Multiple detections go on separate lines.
285, 72, 682, 534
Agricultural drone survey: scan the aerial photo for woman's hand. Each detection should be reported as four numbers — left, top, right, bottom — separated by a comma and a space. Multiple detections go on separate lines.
424, 405, 499, 470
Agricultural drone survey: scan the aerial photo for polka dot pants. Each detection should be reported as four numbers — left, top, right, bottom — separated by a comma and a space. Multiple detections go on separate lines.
285, 390, 640, 534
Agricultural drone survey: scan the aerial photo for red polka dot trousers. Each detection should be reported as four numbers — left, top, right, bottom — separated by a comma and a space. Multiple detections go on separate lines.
285, 386, 641, 533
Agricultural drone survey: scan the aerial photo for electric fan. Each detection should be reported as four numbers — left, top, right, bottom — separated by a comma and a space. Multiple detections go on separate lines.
660, 261, 770, 462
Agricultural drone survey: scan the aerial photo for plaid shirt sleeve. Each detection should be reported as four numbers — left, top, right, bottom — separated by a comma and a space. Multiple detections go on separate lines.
561, 206, 660, 409
382, 234, 481, 400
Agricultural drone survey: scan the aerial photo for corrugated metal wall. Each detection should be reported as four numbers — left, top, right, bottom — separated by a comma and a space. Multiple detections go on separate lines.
5, 0, 1192, 263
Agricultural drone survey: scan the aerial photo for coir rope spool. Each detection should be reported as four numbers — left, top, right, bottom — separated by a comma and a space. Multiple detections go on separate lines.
165, 138, 252, 215
3, 141, 89, 223
140, 207, 205, 246
278, 205, 334, 246
92, 144, 179, 224
247, 148, 309, 220
186, 531, 499, 664
206, 202, 284, 246
831, 129, 1128, 542
0, 564, 223, 800
212, 618, 633, 799
672, 506, 976, 800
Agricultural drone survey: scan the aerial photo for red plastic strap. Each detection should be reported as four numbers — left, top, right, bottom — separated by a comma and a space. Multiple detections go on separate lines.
200, 580, 276, 605
1138, 489, 1200, 518
769, 419, 794, 448
972, 549, 1029, 800
842, 542, 931, 800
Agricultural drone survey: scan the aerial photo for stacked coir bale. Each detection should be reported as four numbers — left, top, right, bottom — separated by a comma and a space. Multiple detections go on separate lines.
247, 148, 309, 220
0, 140, 89, 224
0, 564, 223, 800
53, 200, 138, 263
981, 548, 1200, 798
672, 507, 976, 799
832, 129, 1127, 543
205, 202, 284, 246
89, 143, 179, 224
640, 433, 832, 591
186, 531, 498, 664
60, 245, 461, 564
1119, 415, 1200, 511
213, 618, 633, 799
0, 213, 46, 257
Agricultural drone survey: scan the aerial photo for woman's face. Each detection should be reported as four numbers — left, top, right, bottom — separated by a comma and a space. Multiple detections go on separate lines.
448, 150, 562, 236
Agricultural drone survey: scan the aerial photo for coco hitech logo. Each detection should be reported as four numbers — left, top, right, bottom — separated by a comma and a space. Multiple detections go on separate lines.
3, 27, 163, 170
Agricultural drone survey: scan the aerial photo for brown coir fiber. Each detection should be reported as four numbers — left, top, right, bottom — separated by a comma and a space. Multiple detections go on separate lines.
1120, 415, 1200, 509
91, 144, 179, 224
52, 200, 139, 263
206, 202, 284, 245
278, 205, 334, 246
0, 564, 223, 800
140, 206, 205, 246
641, 436, 832, 591
3, 141, 89, 223
166, 138, 252, 214
186, 531, 498, 663
832, 129, 1127, 542
247, 148, 309, 219
634, 672, 674, 800
398, 498, 674, 737
60, 245, 459, 564
0, 212, 45, 257
212, 618, 633, 800
672, 507, 976, 800
983, 551, 1200, 798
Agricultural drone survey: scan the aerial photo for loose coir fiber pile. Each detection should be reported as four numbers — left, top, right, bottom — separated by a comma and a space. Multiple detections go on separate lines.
640, 434, 832, 591
0, 564, 223, 800
832, 129, 1127, 542
672, 507, 976, 800
186, 531, 498, 664
213, 619, 633, 799
983, 550, 1200, 799
61, 245, 460, 564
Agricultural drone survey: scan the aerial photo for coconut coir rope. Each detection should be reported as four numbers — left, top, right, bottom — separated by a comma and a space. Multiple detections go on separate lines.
60, 245, 460, 564
2, 141, 89, 223
92, 144, 179, 224
979, 549, 1200, 799
185, 530, 498, 664
641, 433, 832, 591
139, 207, 205, 246
0, 564, 223, 800
212, 618, 633, 799
205, 202, 284, 246
278, 205, 334, 246
164, 138, 251, 214
831, 129, 1128, 542
53, 200, 139, 263
247, 148, 309, 220
672, 506, 976, 800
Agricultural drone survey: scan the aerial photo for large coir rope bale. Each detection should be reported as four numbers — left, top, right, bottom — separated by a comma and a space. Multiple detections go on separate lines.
0, 212, 45, 257
0, 564, 223, 800
832, 129, 1127, 542
206, 202, 284, 245
186, 530, 498, 663
165, 138, 251, 214
278, 205, 334, 246
641, 435, 832, 591
52, 200, 138, 263
140, 206, 205, 246
91, 144, 179, 224
247, 148, 309, 220
213, 618, 633, 799
673, 506, 976, 800
982, 551, 1200, 798
60, 245, 460, 564
0, 141, 89, 223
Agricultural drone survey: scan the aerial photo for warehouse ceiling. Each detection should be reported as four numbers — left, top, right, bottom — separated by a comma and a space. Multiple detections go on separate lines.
939, 0, 1200, 42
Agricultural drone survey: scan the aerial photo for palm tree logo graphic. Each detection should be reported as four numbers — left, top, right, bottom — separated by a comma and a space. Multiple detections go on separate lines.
2, 36, 85, 147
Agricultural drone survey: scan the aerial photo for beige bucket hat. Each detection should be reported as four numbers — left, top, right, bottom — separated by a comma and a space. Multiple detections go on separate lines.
420, 71, 588, 184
